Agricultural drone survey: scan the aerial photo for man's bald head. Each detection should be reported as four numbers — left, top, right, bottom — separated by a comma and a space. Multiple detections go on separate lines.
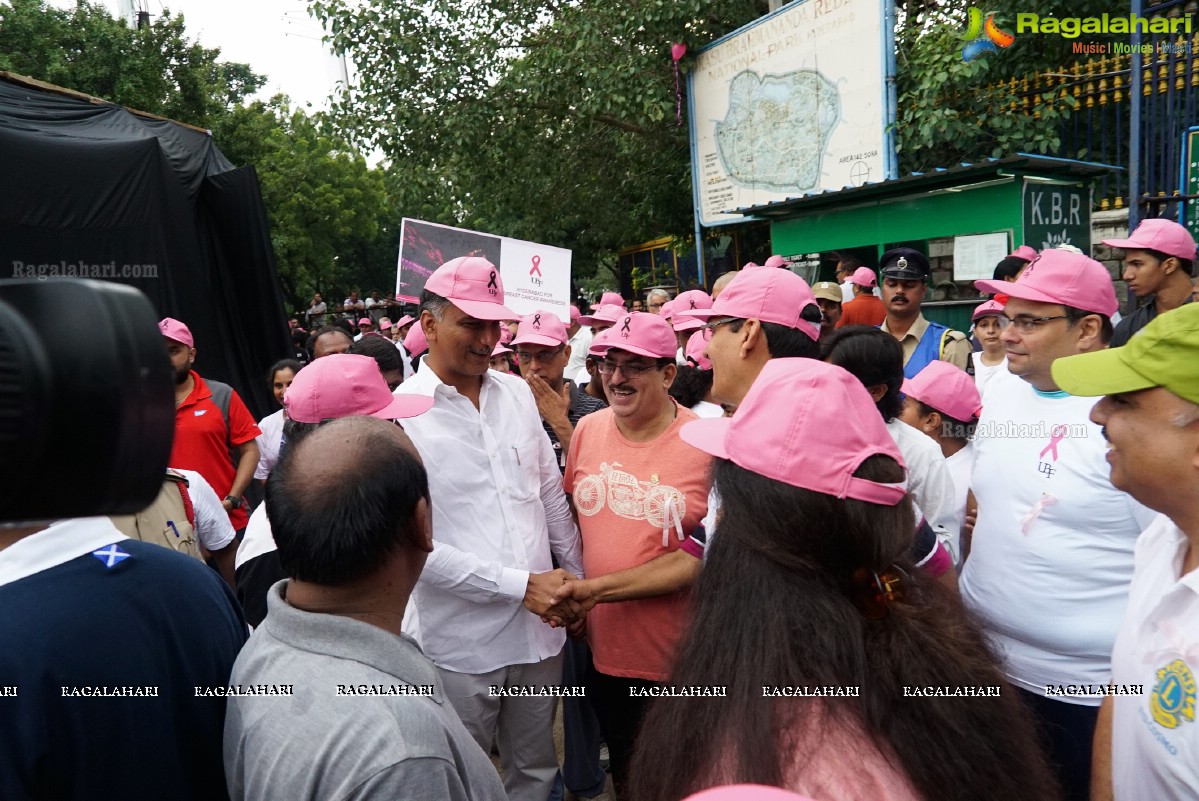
711, 272, 737, 301
267, 417, 428, 585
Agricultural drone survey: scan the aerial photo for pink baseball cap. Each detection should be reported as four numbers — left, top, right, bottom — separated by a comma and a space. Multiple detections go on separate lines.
681, 358, 907, 505
902, 360, 982, 423
604, 312, 677, 359
685, 329, 712, 370
512, 310, 569, 347
424, 256, 517, 321
669, 290, 713, 332
676, 268, 820, 341
763, 255, 786, 269
159, 317, 194, 348
683, 787, 819, 801
741, 261, 763, 270
569, 304, 581, 322
379, 319, 393, 331
403, 323, 428, 357
491, 342, 512, 357
395, 314, 416, 329
850, 266, 877, 288
284, 354, 433, 424
1103, 218, 1197, 262
358, 317, 372, 326
588, 327, 614, 357
974, 248, 1117, 317
599, 291, 626, 308
1010, 245, 1039, 262
577, 303, 627, 327
972, 299, 1005, 321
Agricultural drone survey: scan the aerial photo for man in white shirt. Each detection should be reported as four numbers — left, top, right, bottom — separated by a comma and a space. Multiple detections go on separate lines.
1053, 303, 1199, 801
962, 249, 1157, 801
564, 304, 592, 384
396, 256, 584, 801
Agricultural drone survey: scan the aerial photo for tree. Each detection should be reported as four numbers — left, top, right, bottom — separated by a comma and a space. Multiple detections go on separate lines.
894, 0, 1111, 171
210, 99, 389, 310
310, 0, 773, 279
0, 0, 265, 128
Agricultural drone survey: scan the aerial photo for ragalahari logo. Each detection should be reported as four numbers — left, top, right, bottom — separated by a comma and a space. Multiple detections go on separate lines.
959, 8, 1016, 62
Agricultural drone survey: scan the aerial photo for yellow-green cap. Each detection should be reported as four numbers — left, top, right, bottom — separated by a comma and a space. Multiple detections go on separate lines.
1052, 302, 1199, 404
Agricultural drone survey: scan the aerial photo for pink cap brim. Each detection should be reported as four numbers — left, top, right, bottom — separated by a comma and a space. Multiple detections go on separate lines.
449, 297, 519, 321
1101, 237, 1146, 251
604, 343, 676, 360
511, 332, 565, 348
974, 278, 1066, 306
679, 416, 732, 460
672, 319, 705, 332
372, 394, 434, 420
673, 308, 719, 321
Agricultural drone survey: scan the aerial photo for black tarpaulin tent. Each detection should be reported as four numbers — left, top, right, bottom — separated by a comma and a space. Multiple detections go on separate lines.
0, 72, 289, 419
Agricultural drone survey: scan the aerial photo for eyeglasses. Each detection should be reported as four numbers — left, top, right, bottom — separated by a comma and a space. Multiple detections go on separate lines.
598, 360, 663, 379
997, 313, 1070, 333
514, 346, 565, 363
702, 317, 739, 331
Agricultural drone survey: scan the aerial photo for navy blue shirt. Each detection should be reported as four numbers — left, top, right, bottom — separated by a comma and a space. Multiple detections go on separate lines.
0, 528, 247, 801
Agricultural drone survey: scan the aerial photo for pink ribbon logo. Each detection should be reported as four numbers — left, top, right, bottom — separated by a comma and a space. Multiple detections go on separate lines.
1039, 424, 1068, 462
529, 256, 542, 277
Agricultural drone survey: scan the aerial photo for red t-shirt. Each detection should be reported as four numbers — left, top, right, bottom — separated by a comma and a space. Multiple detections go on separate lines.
170, 371, 260, 530
564, 404, 711, 681
836, 294, 887, 328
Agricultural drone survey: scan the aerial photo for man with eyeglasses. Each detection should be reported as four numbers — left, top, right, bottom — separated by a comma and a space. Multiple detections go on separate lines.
646, 288, 671, 315
878, 247, 971, 377
512, 311, 607, 474
555, 312, 712, 799
960, 248, 1156, 801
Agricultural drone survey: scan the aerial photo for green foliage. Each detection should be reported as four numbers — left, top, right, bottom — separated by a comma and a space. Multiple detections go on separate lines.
0, 0, 265, 128
211, 99, 389, 309
895, 0, 1108, 171
310, 0, 772, 279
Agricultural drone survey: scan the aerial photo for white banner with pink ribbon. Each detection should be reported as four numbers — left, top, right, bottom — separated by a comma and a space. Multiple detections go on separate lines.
397, 218, 572, 323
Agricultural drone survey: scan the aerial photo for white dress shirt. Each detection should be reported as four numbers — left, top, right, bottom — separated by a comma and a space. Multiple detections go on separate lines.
566, 325, 592, 382
395, 359, 583, 674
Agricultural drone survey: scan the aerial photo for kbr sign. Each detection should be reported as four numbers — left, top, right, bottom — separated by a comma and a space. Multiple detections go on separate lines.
1022, 181, 1092, 252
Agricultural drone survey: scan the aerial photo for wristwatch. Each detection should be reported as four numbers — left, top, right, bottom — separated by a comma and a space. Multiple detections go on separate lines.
224, 495, 244, 509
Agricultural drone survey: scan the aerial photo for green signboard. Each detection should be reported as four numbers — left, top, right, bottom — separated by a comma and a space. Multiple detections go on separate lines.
1022, 181, 1092, 252
1183, 128, 1199, 241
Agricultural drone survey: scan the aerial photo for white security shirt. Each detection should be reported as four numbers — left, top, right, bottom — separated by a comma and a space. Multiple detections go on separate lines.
960, 369, 1155, 703
1111, 514, 1199, 800
395, 360, 582, 673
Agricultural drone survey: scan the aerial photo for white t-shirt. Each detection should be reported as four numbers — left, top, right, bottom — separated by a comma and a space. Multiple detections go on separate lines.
174, 469, 236, 552
567, 326, 593, 382
254, 409, 286, 481
944, 442, 973, 542
839, 279, 855, 303
971, 353, 1008, 399
394, 340, 416, 380
1111, 514, 1199, 800
960, 370, 1156, 703
886, 419, 960, 563
690, 400, 723, 419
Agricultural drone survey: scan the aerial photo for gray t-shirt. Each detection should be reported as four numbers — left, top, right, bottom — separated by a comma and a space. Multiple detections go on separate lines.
224, 581, 506, 801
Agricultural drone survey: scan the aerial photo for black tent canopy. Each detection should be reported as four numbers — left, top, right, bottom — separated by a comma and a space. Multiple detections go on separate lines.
0, 72, 289, 419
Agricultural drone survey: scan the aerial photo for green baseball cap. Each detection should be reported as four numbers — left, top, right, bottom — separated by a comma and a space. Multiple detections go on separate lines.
1052, 303, 1199, 404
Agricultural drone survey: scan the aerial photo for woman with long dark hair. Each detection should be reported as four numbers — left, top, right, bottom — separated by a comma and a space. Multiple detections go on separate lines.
629, 358, 1060, 801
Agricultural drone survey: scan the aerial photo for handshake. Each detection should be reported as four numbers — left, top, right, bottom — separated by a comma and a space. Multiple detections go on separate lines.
522, 569, 597, 638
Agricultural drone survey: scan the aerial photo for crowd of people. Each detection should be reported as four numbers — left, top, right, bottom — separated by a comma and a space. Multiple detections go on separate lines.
4, 218, 1199, 801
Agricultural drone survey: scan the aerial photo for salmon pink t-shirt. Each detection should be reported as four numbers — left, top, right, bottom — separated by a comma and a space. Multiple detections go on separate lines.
564, 404, 711, 681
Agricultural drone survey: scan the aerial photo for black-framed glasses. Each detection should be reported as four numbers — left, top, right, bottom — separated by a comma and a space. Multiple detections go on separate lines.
702, 317, 739, 332
597, 360, 663, 379
998, 313, 1069, 333
514, 346, 565, 364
